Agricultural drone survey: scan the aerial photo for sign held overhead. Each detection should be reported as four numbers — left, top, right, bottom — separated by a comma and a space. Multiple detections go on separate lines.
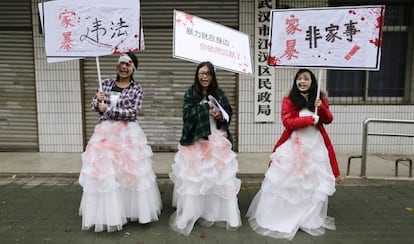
173, 10, 253, 75
268, 5, 385, 70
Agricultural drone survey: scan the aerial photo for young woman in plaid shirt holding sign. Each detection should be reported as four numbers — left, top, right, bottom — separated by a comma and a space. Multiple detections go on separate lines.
78, 52, 162, 232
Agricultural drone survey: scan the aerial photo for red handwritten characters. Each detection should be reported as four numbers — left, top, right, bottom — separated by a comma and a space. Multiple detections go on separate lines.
199, 43, 236, 58
277, 15, 301, 63
59, 10, 76, 28
60, 31, 73, 51
280, 39, 299, 60
285, 15, 302, 35
344, 44, 360, 60
58, 9, 76, 51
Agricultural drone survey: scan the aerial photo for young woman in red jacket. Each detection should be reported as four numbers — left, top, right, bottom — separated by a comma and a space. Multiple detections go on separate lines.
246, 68, 341, 240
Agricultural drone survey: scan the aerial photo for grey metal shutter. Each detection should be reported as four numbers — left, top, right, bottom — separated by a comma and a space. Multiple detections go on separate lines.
82, 0, 239, 151
0, 0, 38, 151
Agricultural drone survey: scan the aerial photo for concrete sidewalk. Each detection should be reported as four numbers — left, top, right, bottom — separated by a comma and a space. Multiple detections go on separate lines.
1, 152, 414, 243
1, 177, 414, 244
0, 152, 413, 180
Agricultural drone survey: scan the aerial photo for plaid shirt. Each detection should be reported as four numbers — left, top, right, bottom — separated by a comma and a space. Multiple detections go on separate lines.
91, 78, 143, 122
179, 85, 233, 146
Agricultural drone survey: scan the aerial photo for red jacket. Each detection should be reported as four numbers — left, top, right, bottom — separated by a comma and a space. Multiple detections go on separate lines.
271, 96, 340, 178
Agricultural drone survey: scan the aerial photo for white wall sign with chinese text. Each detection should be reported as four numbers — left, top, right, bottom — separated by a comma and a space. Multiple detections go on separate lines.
268, 5, 385, 70
254, 0, 277, 123
39, 0, 142, 58
173, 10, 253, 75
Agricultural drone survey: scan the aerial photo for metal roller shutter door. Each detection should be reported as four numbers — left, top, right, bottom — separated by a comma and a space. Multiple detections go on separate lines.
0, 0, 38, 151
82, 0, 238, 151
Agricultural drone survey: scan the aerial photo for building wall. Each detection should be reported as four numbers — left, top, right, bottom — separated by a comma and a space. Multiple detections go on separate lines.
29, 0, 413, 155
238, 0, 414, 155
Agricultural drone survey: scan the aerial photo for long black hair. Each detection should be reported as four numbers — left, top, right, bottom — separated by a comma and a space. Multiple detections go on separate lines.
288, 68, 321, 111
192, 61, 219, 103
116, 52, 138, 82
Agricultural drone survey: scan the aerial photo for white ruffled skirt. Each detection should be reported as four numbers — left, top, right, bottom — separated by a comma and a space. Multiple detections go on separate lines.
78, 120, 162, 232
169, 130, 242, 236
246, 125, 336, 240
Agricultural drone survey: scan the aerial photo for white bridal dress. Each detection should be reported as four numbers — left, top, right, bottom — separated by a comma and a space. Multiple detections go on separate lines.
79, 120, 162, 232
169, 111, 242, 236
246, 109, 336, 240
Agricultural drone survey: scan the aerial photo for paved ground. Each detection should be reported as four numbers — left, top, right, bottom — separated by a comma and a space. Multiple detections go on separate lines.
1, 176, 414, 244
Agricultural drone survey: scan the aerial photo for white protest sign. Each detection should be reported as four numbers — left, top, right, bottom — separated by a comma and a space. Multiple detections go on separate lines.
268, 5, 385, 70
39, 0, 142, 59
173, 10, 253, 75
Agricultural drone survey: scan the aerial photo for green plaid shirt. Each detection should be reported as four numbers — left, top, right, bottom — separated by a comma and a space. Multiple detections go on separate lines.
179, 86, 233, 146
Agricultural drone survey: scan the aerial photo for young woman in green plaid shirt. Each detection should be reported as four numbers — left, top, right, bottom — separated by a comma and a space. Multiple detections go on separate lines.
169, 61, 242, 236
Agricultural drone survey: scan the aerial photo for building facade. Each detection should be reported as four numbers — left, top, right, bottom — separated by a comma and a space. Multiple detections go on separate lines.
0, 0, 413, 155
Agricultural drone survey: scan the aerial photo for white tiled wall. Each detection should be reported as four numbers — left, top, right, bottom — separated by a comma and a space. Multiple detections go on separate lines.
238, 0, 414, 155
28, 0, 413, 154
32, 0, 84, 152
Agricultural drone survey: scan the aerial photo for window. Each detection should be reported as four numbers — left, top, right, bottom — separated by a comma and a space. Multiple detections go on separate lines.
327, 2, 413, 104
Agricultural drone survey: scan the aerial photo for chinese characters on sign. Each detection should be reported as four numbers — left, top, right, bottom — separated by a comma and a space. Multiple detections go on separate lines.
78, 16, 130, 49
268, 5, 385, 70
173, 10, 253, 75
40, 0, 142, 58
254, 0, 277, 123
